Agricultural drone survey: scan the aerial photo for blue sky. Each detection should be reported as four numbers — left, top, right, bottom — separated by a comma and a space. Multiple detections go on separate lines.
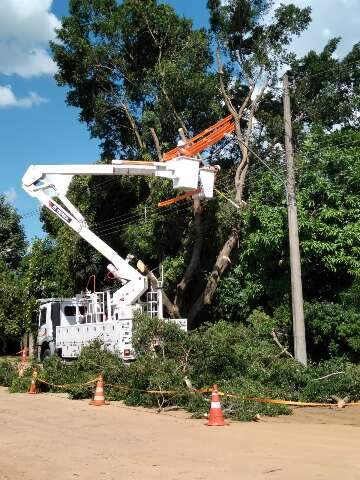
0, 0, 359, 241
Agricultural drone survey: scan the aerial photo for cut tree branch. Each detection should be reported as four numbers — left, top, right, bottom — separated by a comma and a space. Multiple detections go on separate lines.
271, 330, 294, 359
311, 372, 345, 382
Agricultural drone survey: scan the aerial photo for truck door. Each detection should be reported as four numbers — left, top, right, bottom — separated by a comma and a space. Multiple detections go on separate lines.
51, 303, 61, 343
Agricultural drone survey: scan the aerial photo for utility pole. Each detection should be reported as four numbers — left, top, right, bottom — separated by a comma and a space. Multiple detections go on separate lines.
283, 73, 307, 366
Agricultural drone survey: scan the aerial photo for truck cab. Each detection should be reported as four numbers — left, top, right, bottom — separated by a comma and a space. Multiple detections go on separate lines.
37, 296, 97, 360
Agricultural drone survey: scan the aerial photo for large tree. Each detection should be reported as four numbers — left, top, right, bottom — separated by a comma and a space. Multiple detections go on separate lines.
184, 0, 311, 323
48, 0, 315, 326
49, 0, 223, 316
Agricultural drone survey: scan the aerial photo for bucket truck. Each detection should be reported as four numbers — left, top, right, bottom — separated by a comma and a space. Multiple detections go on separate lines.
22, 114, 236, 361
22, 156, 219, 360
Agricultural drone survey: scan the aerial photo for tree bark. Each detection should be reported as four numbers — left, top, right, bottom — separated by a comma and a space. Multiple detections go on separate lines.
185, 53, 269, 326
175, 197, 203, 312
150, 128, 163, 161
187, 227, 239, 327
121, 101, 146, 151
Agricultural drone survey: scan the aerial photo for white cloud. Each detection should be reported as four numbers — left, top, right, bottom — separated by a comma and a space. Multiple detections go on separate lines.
0, 85, 48, 109
222, 0, 359, 59
270, 0, 360, 58
0, 0, 60, 78
322, 28, 332, 39
4, 187, 17, 204
0, 44, 57, 78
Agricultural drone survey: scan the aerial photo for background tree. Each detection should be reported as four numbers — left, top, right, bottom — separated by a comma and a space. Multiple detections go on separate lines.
0, 195, 26, 269
0, 196, 26, 352
216, 127, 360, 361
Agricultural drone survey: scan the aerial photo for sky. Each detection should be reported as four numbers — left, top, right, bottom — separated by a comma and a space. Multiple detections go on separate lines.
0, 0, 359, 241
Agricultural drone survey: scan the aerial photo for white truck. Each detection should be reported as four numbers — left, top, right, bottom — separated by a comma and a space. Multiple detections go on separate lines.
22, 156, 218, 360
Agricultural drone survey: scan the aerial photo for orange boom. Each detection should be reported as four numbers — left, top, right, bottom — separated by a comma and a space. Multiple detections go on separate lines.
163, 115, 235, 161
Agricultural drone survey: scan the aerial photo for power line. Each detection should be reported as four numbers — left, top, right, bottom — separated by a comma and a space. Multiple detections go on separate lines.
91, 176, 234, 237
99, 203, 192, 239
19, 134, 359, 224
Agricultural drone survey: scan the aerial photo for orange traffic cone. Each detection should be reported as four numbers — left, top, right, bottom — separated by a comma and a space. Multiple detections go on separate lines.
90, 375, 108, 406
207, 384, 227, 426
28, 370, 38, 394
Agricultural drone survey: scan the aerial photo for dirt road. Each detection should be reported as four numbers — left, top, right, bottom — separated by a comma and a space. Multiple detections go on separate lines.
0, 387, 359, 480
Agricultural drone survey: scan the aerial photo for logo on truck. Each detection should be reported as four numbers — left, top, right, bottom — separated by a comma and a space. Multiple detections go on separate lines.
48, 201, 72, 224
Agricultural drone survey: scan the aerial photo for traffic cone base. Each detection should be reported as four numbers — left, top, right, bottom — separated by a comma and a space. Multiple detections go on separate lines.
90, 376, 109, 406
206, 384, 229, 427
28, 371, 37, 394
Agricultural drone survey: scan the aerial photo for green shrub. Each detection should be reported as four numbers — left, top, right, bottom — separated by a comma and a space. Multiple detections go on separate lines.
3, 314, 360, 421
301, 359, 360, 403
304, 302, 360, 361
0, 359, 16, 386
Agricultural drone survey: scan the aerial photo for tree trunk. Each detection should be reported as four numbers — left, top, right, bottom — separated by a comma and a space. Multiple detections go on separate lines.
187, 227, 239, 327
174, 198, 204, 313
150, 127, 163, 161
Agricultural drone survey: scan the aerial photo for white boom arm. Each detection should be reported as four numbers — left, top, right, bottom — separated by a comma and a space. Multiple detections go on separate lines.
22, 157, 218, 306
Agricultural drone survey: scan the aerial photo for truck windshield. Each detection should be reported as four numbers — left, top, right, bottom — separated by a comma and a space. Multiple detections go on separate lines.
64, 306, 76, 317
39, 308, 46, 326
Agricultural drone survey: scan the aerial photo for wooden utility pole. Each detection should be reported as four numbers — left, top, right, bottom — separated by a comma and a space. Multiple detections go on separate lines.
283, 73, 307, 366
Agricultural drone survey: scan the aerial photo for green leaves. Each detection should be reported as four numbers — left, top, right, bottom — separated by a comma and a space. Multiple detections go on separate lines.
52, 0, 220, 157
298, 132, 360, 278
290, 40, 360, 130
0, 195, 26, 270
208, 0, 311, 75
0, 261, 23, 337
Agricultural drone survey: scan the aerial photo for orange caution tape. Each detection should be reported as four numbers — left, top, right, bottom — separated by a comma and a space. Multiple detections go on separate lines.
31, 376, 360, 408
243, 397, 360, 407
215, 392, 360, 408
37, 377, 98, 389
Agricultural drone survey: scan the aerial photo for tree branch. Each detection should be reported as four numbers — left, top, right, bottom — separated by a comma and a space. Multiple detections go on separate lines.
187, 228, 239, 327
160, 85, 189, 135
121, 101, 146, 151
271, 330, 294, 359
311, 372, 345, 382
216, 48, 238, 117
150, 127, 163, 161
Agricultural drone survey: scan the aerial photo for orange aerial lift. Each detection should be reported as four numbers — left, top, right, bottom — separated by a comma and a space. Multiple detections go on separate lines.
158, 114, 235, 207
163, 114, 235, 161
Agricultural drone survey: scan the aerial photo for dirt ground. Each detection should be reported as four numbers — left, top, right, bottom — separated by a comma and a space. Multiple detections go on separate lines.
0, 387, 359, 480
